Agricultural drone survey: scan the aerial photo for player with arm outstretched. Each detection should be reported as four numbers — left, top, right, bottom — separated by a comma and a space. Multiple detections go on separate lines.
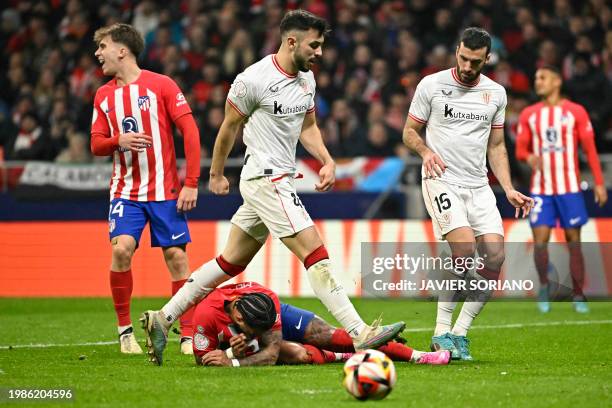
90, 23, 200, 355
515, 65, 607, 313
402, 28, 533, 361
142, 10, 405, 366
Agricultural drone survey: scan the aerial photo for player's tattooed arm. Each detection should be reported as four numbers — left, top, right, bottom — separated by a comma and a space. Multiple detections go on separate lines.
303, 316, 335, 348
237, 330, 282, 366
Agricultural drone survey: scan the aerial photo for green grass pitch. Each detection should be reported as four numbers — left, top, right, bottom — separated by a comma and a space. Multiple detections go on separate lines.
1, 298, 611, 407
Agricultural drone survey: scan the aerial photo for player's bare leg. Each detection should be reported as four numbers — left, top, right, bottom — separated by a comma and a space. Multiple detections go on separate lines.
565, 228, 588, 313
162, 245, 194, 354
532, 226, 552, 313
142, 225, 262, 365
450, 233, 504, 361
110, 235, 143, 354
430, 227, 474, 359
281, 226, 405, 350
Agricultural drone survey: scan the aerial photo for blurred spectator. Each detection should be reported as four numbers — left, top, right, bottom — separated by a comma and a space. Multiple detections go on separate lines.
55, 131, 91, 164
5, 111, 50, 160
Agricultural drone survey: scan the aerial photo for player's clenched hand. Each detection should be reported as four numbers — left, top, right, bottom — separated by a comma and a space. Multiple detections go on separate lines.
594, 185, 608, 208
421, 150, 446, 179
177, 186, 197, 212
201, 350, 232, 366
118, 132, 153, 152
209, 175, 230, 195
229, 334, 248, 358
526, 154, 542, 171
506, 189, 534, 218
315, 162, 335, 192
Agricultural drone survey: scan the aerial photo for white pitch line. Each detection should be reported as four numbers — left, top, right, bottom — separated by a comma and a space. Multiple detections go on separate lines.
402, 319, 612, 333
0, 320, 610, 350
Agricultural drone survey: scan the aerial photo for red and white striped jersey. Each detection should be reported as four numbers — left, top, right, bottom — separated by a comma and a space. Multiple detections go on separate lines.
516, 99, 604, 195
91, 70, 192, 201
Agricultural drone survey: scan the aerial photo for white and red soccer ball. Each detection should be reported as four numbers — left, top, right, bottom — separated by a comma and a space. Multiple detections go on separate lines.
342, 349, 397, 401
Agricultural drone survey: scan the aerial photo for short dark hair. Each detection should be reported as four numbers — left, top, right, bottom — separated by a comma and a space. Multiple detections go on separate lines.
93, 23, 144, 58
280, 9, 330, 37
539, 64, 562, 77
235, 292, 277, 331
460, 27, 491, 55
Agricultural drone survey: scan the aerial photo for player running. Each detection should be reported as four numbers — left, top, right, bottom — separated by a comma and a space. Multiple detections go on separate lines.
191, 281, 450, 367
402, 28, 533, 360
90, 23, 200, 354
515, 65, 607, 313
141, 10, 405, 365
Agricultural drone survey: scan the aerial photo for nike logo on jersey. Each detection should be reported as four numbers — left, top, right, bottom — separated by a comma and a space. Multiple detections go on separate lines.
569, 217, 581, 225
172, 232, 186, 240
295, 316, 303, 330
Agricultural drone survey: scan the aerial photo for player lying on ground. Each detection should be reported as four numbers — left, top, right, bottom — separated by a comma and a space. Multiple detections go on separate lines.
191, 281, 451, 366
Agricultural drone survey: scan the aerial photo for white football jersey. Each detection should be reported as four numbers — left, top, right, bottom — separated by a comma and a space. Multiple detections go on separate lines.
408, 68, 507, 188
226, 54, 316, 180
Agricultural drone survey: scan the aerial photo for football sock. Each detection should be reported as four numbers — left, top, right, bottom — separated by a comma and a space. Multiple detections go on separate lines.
172, 279, 194, 338
110, 269, 133, 327
452, 266, 497, 337
434, 301, 457, 336
161, 256, 243, 325
118, 325, 133, 336
305, 246, 366, 338
568, 243, 585, 297
303, 344, 338, 364
330, 329, 357, 352
533, 244, 549, 285
379, 342, 414, 362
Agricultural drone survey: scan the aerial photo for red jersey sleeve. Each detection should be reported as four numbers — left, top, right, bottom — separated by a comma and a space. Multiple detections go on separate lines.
90, 89, 119, 156
192, 305, 220, 362
575, 104, 604, 186
515, 108, 533, 162
161, 76, 192, 122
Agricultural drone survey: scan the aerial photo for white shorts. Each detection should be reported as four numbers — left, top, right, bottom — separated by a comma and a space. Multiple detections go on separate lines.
422, 178, 504, 241
231, 175, 314, 244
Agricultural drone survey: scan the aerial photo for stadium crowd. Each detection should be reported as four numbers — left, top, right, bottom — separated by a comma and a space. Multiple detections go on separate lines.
0, 0, 610, 169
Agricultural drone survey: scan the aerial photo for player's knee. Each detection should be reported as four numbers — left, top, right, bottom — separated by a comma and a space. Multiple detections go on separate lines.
163, 246, 187, 269
111, 244, 134, 266
484, 250, 505, 272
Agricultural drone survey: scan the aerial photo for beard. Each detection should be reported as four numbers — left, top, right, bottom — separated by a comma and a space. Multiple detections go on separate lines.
293, 52, 313, 72
456, 65, 481, 83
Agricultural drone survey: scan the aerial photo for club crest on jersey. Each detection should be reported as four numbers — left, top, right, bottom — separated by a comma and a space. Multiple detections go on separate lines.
138, 96, 150, 111
298, 78, 311, 94
481, 91, 491, 104
232, 80, 247, 98
122, 116, 139, 133
194, 333, 209, 351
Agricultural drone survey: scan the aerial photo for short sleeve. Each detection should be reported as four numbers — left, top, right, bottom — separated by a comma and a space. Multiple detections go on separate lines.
91, 90, 110, 136
492, 89, 507, 129
408, 77, 432, 124
227, 72, 259, 117
162, 76, 192, 122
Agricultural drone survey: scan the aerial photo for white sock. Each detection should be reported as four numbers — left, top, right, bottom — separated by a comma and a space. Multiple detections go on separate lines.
410, 350, 424, 362
161, 258, 232, 324
118, 324, 132, 336
434, 301, 457, 336
306, 259, 366, 337
452, 300, 485, 337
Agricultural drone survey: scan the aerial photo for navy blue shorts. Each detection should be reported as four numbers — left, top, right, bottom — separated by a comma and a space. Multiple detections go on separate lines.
280, 303, 315, 343
530, 193, 588, 229
108, 198, 191, 247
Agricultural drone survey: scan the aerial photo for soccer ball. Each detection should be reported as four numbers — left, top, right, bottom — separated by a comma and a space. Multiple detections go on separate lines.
342, 349, 396, 401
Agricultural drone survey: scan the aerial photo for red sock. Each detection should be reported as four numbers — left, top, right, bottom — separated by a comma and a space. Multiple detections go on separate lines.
329, 329, 356, 353
110, 269, 132, 327
569, 244, 585, 297
534, 245, 549, 285
303, 344, 338, 364
378, 342, 414, 362
172, 279, 194, 337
